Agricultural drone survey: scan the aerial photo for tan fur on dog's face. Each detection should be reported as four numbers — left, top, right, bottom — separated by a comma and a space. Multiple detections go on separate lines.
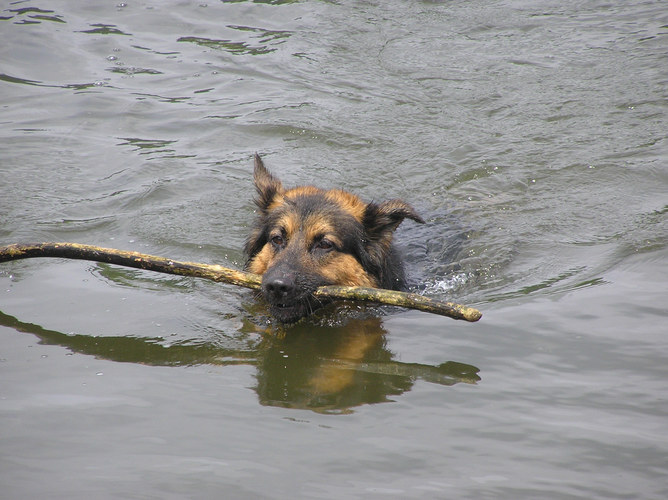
245, 154, 423, 323
247, 187, 376, 288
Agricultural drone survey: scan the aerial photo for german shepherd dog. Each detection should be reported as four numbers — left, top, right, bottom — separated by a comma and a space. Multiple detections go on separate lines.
245, 154, 424, 323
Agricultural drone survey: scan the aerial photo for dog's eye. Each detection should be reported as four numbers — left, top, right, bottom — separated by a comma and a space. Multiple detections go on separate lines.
270, 235, 285, 247
313, 238, 334, 252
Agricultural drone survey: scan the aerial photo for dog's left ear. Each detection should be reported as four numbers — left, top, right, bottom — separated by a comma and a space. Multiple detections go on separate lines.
363, 199, 424, 242
253, 153, 284, 213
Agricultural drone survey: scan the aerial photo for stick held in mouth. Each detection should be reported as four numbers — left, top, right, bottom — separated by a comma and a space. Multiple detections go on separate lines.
0, 242, 482, 322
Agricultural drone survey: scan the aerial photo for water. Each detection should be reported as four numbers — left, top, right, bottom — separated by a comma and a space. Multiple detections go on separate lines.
1, 0, 667, 498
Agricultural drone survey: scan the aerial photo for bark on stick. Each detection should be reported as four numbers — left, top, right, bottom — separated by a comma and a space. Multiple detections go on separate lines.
0, 242, 481, 322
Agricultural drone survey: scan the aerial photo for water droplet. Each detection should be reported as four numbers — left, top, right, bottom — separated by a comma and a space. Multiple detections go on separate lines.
106, 55, 117, 61
41, 354, 48, 358
96, 372, 104, 376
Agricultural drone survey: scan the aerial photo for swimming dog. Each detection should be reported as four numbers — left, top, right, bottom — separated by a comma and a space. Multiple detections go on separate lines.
245, 154, 423, 323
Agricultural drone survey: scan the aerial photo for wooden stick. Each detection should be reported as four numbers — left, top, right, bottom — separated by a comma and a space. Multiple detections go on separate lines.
0, 242, 482, 322
314, 286, 481, 322
0, 241, 261, 288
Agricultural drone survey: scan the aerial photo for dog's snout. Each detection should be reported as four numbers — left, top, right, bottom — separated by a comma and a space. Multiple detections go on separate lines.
261, 269, 311, 323
264, 273, 296, 299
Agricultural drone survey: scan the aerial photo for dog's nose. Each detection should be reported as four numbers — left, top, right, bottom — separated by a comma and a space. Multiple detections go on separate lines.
264, 274, 296, 299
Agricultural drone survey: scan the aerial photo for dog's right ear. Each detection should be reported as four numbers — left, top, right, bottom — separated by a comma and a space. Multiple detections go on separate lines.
253, 153, 284, 213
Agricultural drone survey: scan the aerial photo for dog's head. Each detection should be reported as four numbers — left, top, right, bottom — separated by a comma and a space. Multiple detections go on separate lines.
245, 154, 423, 323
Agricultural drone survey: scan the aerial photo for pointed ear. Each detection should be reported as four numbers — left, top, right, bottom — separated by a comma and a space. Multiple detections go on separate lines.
253, 153, 284, 213
363, 199, 424, 241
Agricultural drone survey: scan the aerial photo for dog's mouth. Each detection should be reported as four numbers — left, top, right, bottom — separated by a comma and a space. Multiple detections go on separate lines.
267, 300, 311, 324
265, 291, 334, 324
260, 271, 332, 323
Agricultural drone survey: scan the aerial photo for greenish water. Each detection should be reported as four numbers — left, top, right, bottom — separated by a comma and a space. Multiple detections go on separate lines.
1, 1, 667, 498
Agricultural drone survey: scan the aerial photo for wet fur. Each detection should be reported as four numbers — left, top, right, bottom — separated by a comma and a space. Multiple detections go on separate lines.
245, 154, 424, 323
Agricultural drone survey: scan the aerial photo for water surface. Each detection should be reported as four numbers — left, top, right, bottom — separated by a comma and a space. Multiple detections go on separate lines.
1, 1, 667, 498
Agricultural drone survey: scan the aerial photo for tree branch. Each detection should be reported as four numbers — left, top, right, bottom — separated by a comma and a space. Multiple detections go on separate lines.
0, 242, 481, 322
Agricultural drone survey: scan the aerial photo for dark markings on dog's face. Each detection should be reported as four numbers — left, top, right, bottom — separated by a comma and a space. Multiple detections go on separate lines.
245, 154, 424, 323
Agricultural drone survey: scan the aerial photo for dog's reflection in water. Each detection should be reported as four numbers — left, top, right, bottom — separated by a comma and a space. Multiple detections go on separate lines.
252, 311, 480, 414
1, 309, 480, 414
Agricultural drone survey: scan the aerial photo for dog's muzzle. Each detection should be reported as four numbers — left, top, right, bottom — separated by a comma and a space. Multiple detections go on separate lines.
261, 269, 312, 323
